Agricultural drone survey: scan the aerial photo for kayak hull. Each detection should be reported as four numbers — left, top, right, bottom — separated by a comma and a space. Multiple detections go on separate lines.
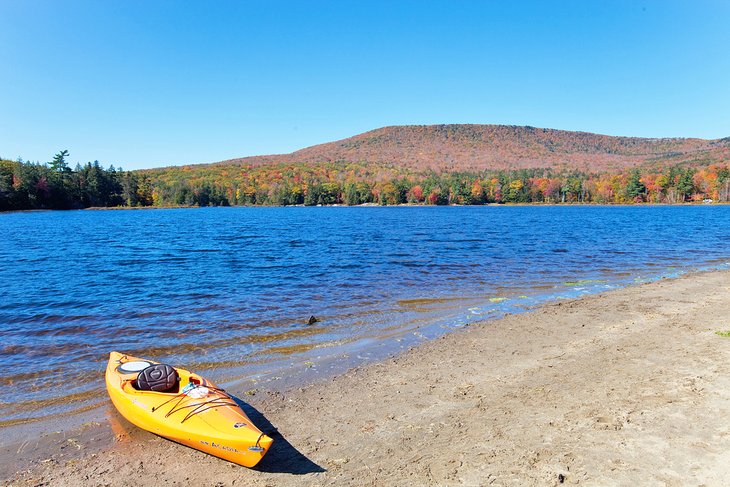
105, 351, 272, 467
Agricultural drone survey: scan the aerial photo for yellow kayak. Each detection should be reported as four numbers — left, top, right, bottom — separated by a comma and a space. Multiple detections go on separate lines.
105, 351, 273, 467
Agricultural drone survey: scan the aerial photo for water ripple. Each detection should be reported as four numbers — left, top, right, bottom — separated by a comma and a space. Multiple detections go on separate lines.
0, 205, 729, 425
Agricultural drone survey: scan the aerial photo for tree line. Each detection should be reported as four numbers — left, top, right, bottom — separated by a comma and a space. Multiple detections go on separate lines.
1, 151, 729, 211
0, 151, 154, 210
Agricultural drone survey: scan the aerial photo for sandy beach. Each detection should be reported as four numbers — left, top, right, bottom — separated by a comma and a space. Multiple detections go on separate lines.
5, 269, 730, 486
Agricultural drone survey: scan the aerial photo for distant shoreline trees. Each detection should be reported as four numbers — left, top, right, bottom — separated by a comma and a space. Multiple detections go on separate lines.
1, 152, 729, 211
0, 151, 151, 211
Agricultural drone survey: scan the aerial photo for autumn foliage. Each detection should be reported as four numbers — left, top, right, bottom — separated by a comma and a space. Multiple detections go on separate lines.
2, 125, 729, 210
136, 160, 729, 206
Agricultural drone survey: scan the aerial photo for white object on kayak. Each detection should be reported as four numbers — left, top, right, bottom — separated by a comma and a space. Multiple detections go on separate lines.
185, 386, 210, 399
118, 361, 152, 373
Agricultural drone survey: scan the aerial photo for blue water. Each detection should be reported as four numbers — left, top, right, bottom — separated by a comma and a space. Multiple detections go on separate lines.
1, 206, 729, 426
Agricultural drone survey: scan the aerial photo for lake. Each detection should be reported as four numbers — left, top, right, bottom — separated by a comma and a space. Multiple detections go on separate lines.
1, 206, 729, 428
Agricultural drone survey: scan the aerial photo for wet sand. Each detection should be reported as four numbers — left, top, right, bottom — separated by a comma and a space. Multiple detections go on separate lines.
5, 269, 730, 486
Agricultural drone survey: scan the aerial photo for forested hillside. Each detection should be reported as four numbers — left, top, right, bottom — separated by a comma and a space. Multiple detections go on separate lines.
220, 125, 730, 172
2, 125, 730, 211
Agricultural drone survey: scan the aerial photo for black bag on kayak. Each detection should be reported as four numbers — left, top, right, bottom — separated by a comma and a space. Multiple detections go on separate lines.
136, 364, 180, 392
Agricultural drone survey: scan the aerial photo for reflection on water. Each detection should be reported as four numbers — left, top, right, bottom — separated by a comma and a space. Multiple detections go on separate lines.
1, 205, 729, 426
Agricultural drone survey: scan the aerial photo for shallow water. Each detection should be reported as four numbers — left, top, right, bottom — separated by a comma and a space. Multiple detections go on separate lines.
1, 205, 729, 426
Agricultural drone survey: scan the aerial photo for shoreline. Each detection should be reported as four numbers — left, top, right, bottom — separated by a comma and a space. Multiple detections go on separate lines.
1, 201, 728, 214
1, 256, 725, 442
5, 269, 730, 485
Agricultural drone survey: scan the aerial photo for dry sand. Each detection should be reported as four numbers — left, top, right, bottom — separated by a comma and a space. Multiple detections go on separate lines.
5, 270, 730, 486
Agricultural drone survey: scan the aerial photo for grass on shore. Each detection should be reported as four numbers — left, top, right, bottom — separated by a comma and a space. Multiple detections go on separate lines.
715, 330, 730, 337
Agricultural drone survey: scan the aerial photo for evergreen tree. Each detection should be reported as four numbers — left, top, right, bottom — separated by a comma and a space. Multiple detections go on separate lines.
49, 150, 71, 173
304, 182, 321, 206
121, 172, 139, 206
676, 169, 696, 201
625, 169, 646, 201
344, 183, 359, 205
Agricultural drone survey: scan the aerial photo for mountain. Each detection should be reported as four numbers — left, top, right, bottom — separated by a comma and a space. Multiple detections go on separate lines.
216, 125, 730, 173
4, 125, 728, 211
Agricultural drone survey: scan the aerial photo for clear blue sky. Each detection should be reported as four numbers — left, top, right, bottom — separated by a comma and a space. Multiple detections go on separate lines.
1, 1, 729, 170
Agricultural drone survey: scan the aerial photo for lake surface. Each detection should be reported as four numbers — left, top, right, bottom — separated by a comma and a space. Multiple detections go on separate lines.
1, 206, 729, 428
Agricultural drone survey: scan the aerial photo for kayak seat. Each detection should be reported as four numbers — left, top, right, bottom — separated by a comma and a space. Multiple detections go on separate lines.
135, 364, 180, 393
